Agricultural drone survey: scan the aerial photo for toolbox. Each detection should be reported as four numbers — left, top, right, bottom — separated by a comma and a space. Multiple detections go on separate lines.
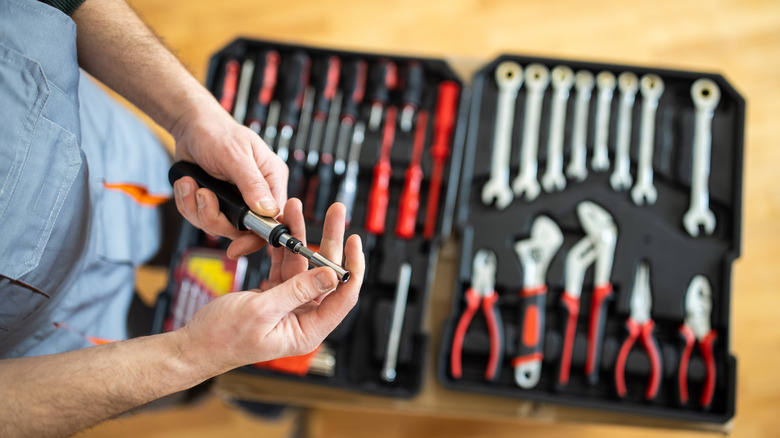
154, 38, 743, 423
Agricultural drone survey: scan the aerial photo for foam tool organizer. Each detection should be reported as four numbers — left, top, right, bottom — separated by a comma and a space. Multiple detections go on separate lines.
154, 38, 467, 398
438, 56, 743, 423
154, 40, 744, 421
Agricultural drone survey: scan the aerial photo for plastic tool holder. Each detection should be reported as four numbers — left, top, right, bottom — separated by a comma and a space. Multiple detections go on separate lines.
438, 55, 743, 423
155, 38, 466, 398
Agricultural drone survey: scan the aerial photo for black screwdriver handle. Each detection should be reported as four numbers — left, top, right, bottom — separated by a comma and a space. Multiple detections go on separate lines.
368, 59, 397, 105
246, 49, 281, 132
278, 51, 312, 128
168, 161, 249, 230
401, 61, 425, 109
340, 59, 368, 120
312, 55, 342, 118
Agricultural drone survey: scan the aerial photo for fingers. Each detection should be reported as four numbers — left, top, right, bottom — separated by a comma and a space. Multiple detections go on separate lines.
268, 199, 309, 285
318, 203, 347, 265
173, 177, 243, 241
234, 135, 288, 217
263, 267, 340, 318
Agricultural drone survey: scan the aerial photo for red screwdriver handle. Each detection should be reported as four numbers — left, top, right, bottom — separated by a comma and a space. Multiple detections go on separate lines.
396, 110, 429, 239
365, 106, 397, 235
218, 59, 240, 113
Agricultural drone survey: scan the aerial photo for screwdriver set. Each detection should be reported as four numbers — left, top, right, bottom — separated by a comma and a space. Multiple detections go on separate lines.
154, 38, 466, 398
438, 55, 743, 424
154, 40, 744, 423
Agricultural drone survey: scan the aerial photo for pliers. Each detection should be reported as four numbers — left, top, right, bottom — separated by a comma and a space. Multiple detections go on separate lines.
450, 249, 504, 382
678, 275, 717, 408
615, 262, 663, 400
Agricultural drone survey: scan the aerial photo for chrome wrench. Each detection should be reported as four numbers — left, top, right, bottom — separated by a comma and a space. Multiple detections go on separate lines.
610, 72, 639, 191
481, 61, 523, 209
631, 74, 664, 205
567, 70, 594, 182
542, 66, 574, 192
592, 71, 615, 172
512, 64, 549, 201
683, 79, 720, 236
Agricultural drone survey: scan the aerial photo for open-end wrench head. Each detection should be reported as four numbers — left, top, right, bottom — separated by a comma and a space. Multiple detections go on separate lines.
631, 182, 658, 205
495, 61, 524, 91
564, 237, 599, 298
471, 249, 497, 295
691, 78, 720, 111
514, 361, 542, 389
683, 208, 716, 237
685, 275, 713, 340
482, 180, 514, 209
514, 216, 563, 286
525, 63, 550, 91
629, 262, 652, 323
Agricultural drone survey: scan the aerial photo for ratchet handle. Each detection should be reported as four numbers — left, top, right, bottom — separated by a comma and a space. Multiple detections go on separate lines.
168, 161, 247, 230
585, 283, 614, 383
558, 291, 580, 387
516, 286, 547, 363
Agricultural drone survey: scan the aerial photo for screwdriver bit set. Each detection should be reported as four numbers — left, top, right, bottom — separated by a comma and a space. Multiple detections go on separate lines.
154, 40, 744, 423
154, 38, 466, 398
438, 55, 743, 423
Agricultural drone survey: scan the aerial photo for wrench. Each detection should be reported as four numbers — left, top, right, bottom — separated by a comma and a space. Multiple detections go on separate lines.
631, 74, 665, 205
481, 61, 523, 209
683, 79, 720, 236
609, 72, 639, 191
512, 63, 550, 201
513, 216, 563, 389
567, 70, 594, 182
592, 71, 615, 172
542, 66, 574, 192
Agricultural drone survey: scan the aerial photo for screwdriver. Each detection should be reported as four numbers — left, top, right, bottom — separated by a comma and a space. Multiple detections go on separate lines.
367, 59, 398, 131
306, 91, 343, 223
423, 81, 460, 240
232, 57, 255, 124
275, 51, 311, 162
365, 105, 398, 235
217, 58, 241, 113
287, 86, 316, 200
335, 122, 366, 226
399, 62, 425, 132
169, 161, 350, 283
395, 110, 428, 239
333, 59, 368, 176
306, 55, 342, 170
245, 49, 281, 135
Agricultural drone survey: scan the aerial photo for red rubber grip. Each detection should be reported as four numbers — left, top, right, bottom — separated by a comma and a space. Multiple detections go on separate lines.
365, 106, 397, 235
615, 318, 640, 398
396, 111, 429, 239
482, 292, 501, 381
640, 320, 662, 400
259, 51, 280, 105
585, 283, 613, 376
558, 292, 580, 386
450, 288, 480, 379
699, 330, 717, 408
219, 59, 240, 112
678, 325, 696, 404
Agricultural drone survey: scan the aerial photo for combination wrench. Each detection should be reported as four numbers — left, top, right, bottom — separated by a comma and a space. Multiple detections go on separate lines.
592, 71, 616, 172
683, 78, 720, 237
609, 72, 639, 191
482, 61, 523, 209
566, 70, 594, 182
512, 64, 550, 201
542, 66, 574, 193
631, 74, 664, 205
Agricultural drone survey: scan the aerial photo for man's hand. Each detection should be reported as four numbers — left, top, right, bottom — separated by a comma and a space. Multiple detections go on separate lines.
178, 199, 364, 375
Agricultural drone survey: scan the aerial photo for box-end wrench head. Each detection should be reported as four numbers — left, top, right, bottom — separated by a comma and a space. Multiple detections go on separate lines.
567, 70, 594, 182
482, 61, 523, 209
631, 74, 665, 206
683, 78, 720, 236
512, 63, 549, 201
592, 71, 616, 172
542, 66, 574, 193
609, 72, 639, 191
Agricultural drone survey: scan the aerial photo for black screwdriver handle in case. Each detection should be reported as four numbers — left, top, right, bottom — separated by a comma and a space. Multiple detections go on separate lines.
278, 51, 312, 128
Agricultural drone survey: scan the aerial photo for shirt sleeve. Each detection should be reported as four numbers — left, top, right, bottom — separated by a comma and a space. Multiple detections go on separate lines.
39, 0, 87, 16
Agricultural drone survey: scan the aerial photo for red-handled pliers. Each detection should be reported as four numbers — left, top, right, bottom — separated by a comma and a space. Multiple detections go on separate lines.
615, 262, 663, 400
679, 275, 717, 408
451, 249, 503, 382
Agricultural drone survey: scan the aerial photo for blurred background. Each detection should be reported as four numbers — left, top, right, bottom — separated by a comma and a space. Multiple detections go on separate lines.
81, 1, 779, 436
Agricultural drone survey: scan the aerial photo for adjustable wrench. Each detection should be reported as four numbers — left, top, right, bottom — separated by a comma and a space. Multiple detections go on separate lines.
512, 64, 549, 201
567, 70, 594, 182
482, 61, 523, 209
592, 71, 615, 172
610, 72, 639, 191
683, 79, 720, 237
542, 66, 574, 193
513, 216, 563, 389
631, 74, 664, 205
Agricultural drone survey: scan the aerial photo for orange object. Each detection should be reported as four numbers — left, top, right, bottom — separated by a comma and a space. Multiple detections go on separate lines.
103, 182, 171, 207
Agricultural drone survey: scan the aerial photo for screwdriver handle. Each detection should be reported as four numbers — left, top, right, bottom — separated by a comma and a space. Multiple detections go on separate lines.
246, 49, 281, 133
401, 61, 425, 109
365, 106, 398, 235
168, 161, 248, 230
312, 55, 342, 118
368, 59, 398, 106
218, 58, 241, 113
395, 110, 428, 239
278, 51, 312, 128
340, 59, 368, 121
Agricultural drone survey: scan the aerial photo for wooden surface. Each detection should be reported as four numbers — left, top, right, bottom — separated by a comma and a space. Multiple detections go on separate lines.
83, 0, 780, 436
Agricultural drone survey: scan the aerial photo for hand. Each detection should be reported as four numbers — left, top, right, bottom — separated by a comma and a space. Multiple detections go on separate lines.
171, 100, 288, 257
178, 199, 363, 374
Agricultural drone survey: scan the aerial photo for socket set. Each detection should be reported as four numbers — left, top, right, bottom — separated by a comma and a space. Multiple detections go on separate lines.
437, 55, 743, 423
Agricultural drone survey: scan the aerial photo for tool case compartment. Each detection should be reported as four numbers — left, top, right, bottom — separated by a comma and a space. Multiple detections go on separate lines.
437, 55, 742, 423
154, 38, 467, 398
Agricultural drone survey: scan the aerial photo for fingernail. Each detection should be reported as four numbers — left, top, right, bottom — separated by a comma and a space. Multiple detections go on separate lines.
259, 196, 278, 212
196, 193, 204, 211
314, 271, 336, 292
177, 181, 191, 199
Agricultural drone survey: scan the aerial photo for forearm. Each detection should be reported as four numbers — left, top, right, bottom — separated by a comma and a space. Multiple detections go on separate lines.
0, 331, 209, 438
72, 0, 221, 136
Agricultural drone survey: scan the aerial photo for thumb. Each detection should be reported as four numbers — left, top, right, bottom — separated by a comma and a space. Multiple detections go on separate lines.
266, 268, 338, 316
232, 159, 280, 217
